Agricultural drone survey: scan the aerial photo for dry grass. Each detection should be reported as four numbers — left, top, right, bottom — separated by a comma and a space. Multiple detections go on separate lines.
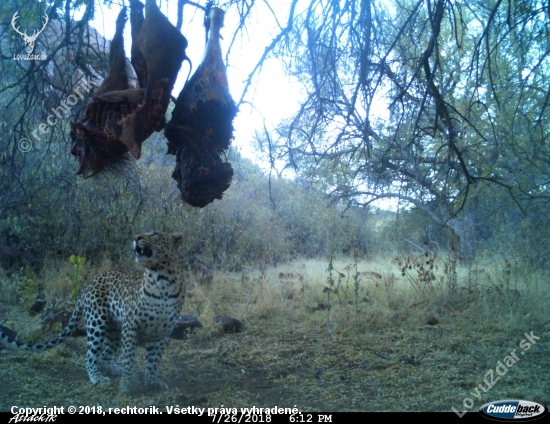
0, 255, 549, 412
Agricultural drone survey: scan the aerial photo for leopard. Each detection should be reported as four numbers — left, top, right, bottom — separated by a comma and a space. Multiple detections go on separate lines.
0, 231, 185, 394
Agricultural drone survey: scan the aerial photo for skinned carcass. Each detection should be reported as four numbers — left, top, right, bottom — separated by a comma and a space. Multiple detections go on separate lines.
70, 0, 188, 177
70, 7, 134, 177
165, 6, 237, 207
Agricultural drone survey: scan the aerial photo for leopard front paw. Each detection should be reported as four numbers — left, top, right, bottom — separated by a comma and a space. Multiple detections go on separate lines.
89, 373, 111, 385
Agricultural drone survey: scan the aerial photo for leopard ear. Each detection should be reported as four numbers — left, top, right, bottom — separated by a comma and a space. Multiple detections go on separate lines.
172, 234, 184, 247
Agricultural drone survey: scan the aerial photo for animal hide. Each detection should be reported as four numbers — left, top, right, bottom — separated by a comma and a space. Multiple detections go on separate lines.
122, 0, 189, 158
166, 6, 237, 207
129, 0, 146, 90
70, 0, 188, 177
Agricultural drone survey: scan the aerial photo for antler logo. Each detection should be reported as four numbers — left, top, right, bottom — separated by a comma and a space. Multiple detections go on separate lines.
11, 11, 49, 54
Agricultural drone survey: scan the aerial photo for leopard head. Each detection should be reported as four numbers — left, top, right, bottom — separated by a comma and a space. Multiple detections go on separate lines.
133, 231, 184, 269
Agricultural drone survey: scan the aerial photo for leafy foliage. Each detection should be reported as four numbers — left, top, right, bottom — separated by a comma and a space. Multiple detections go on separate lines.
249, 0, 550, 258
1, 0, 549, 269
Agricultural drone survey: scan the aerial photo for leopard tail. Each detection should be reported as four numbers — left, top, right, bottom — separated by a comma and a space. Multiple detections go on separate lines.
0, 298, 84, 351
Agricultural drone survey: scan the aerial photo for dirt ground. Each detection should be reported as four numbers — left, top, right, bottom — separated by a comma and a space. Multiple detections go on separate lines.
1, 308, 549, 413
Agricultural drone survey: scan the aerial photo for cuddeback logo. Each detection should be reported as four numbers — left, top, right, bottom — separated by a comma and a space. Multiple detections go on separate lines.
479, 400, 548, 421
11, 10, 48, 60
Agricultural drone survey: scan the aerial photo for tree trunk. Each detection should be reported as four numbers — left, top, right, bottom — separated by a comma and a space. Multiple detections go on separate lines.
447, 211, 476, 260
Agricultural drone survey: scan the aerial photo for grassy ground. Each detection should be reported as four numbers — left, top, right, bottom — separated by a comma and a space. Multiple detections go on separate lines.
0, 254, 549, 412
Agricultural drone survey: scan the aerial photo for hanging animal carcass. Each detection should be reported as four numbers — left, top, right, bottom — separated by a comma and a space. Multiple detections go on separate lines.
165, 6, 237, 207
70, 0, 188, 177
